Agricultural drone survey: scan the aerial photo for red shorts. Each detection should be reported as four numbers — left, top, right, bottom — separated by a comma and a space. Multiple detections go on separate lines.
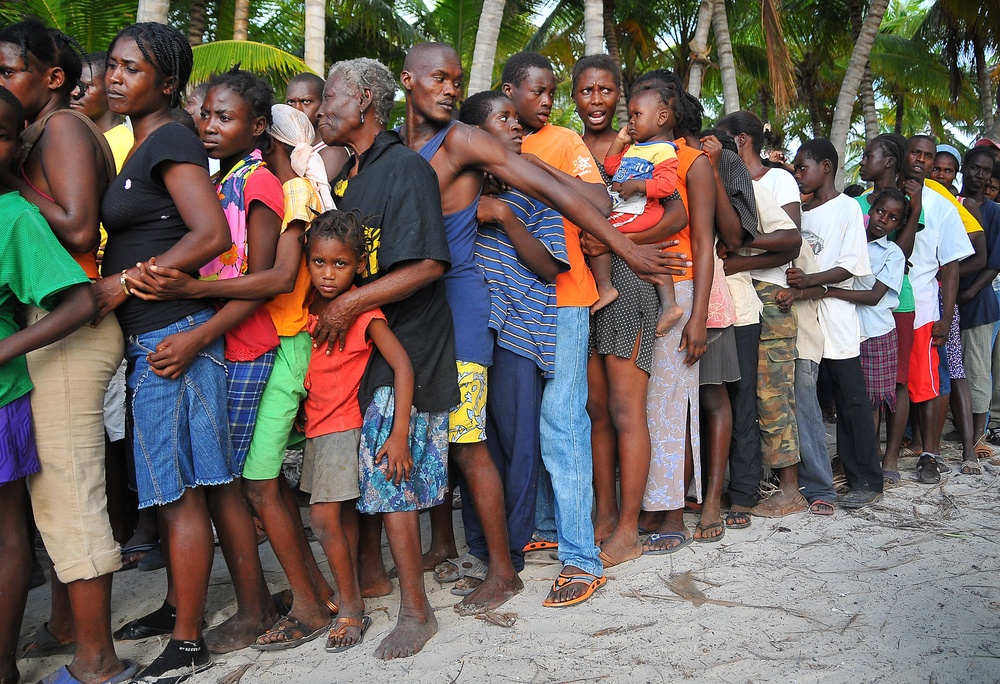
893, 311, 914, 385
907, 321, 940, 403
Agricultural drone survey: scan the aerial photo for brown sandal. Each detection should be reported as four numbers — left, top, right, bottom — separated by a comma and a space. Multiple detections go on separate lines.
325, 615, 371, 653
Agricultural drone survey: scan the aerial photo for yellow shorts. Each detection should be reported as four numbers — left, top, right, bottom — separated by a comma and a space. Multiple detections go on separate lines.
448, 361, 487, 443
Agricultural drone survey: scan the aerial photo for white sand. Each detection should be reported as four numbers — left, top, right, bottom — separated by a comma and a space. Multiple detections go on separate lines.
18, 445, 1000, 684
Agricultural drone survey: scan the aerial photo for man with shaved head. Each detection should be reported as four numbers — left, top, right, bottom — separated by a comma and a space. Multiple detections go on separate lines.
394, 42, 686, 612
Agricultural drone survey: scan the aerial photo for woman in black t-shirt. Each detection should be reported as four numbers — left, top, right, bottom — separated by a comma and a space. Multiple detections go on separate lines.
94, 23, 232, 681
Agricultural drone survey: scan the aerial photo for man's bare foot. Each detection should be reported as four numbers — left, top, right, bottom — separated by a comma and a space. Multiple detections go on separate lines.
655, 304, 684, 337
593, 514, 618, 544
421, 543, 457, 572
205, 609, 279, 654
454, 572, 523, 616
597, 528, 642, 568
749, 490, 807, 518
374, 601, 438, 660
590, 286, 619, 314
360, 564, 393, 599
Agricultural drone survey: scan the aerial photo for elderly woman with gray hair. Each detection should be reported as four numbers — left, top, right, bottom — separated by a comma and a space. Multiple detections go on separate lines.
310, 58, 458, 660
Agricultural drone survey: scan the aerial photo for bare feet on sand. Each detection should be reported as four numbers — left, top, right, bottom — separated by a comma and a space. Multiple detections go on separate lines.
421, 543, 457, 573
375, 601, 438, 660
360, 564, 392, 599
598, 528, 642, 568
453, 572, 523, 616
205, 608, 279, 654
655, 304, 685, 337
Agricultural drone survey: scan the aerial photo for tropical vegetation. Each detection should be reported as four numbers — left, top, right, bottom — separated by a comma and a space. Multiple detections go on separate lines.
2, 0, 997, 180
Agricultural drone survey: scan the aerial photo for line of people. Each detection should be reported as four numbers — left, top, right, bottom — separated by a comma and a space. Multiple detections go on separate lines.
0, 17, 996, 684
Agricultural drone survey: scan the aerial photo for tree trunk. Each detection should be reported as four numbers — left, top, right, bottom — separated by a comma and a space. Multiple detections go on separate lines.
603, 0, 628, 127
712, 0, 739, 113
583, 0, 604, 55
303, 0, 326, 75
188, 0, 207, 45
136, 0, 169, 23
894, 89, 903, 134
233, 0, 250, 41
467, 0, 505, 95
829, 0, 889, 189
860, 64, 879, 143
686, 0, 714, 98
975, 37, 995, 135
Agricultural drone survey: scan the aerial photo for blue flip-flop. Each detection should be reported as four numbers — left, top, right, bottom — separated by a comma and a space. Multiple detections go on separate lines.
642, 531, 693, 556
38, 660, 140, 684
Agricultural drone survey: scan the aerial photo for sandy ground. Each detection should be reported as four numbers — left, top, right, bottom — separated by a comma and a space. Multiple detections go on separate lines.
17, 430, 1000, 684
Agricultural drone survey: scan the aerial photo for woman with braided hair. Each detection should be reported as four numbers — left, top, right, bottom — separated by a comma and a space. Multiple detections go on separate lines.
0, 17, 138, 684
93, 22, 234, 683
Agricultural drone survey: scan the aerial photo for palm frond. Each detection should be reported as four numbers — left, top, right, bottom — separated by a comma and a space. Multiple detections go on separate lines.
191, 40, 311, 94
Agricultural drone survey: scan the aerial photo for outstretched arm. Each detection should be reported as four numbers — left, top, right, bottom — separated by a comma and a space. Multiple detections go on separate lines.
0, 284, 96, 366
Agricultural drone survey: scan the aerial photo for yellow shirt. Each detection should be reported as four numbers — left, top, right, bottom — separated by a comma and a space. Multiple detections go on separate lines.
925, 177, 983, 234
265, 177, 319, 336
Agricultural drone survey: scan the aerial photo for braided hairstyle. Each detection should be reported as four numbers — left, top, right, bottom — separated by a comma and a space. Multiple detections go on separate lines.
0, 17, 87, 97
458, 90, 509, 127
303, 209, 368, 261
0, 85, 25, 126
108, 23, 192, 108
206, 66, 274, 128
868, 133, 904, 174
869, 186, 911, 225
630, 70, 688, 135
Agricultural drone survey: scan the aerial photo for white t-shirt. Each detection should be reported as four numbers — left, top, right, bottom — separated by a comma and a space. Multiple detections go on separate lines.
758, 167, 800, 208
855, 237, 904, 340
748, 181, 796, 286
802, 193, 871, 360
792, 233, 824, 364
908, 186, 975, 329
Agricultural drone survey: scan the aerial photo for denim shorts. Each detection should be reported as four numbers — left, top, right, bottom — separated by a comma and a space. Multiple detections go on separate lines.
126, 310, 235, 508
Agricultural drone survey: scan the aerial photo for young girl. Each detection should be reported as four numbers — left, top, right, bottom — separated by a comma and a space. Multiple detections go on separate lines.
122, 68, 290, 654
592, 86, 681, 335
825, 188, 907, 479
95, 22, 236, 681
300, 210, 414, 652
0, 85, 117, 684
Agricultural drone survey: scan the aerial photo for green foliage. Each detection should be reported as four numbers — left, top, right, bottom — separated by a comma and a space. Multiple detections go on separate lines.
1, 0, 136, 52
190, 40, 311, 95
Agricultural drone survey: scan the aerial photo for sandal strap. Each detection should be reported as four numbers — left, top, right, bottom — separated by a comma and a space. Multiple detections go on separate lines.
329, 616, 364, 635
553, 572, 600, 590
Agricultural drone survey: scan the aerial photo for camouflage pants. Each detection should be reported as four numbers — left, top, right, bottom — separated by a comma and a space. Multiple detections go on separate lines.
755, 281, 800, 468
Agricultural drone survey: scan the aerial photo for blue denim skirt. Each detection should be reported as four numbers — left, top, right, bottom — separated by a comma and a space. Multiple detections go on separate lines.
126, 310, 235, 508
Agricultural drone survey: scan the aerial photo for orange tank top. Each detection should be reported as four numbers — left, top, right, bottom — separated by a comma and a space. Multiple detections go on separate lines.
670, 138, 703, 283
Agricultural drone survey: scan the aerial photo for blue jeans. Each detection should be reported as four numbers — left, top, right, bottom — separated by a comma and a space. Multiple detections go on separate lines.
534, 307, 603, 578
794, 359, 836, 503
127, 310, 234, 508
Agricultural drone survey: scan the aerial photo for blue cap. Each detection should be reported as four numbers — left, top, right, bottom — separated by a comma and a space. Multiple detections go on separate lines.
936, 143, 961, 165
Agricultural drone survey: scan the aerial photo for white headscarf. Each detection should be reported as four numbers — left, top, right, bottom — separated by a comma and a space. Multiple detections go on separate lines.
268, 104, 336, 211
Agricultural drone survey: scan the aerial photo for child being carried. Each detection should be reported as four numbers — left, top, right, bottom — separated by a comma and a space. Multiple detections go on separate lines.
592, 86, 681, 336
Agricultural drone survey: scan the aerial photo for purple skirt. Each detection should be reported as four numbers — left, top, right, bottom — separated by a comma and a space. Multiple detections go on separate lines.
0, 394, 40, 486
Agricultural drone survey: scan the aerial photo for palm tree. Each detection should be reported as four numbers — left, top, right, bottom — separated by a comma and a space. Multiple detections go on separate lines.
137, 0, 170, 23
233, 0, 250, 39
686, 0, 713, 97
468, 0, 506, 94
830, 0, 890, 187
712, 0, 739, 112
303, 0, 326, 75
583, 0, 603, 55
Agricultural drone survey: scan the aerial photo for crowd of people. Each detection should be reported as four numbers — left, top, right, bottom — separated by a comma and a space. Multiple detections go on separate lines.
0, 16, 997, 684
